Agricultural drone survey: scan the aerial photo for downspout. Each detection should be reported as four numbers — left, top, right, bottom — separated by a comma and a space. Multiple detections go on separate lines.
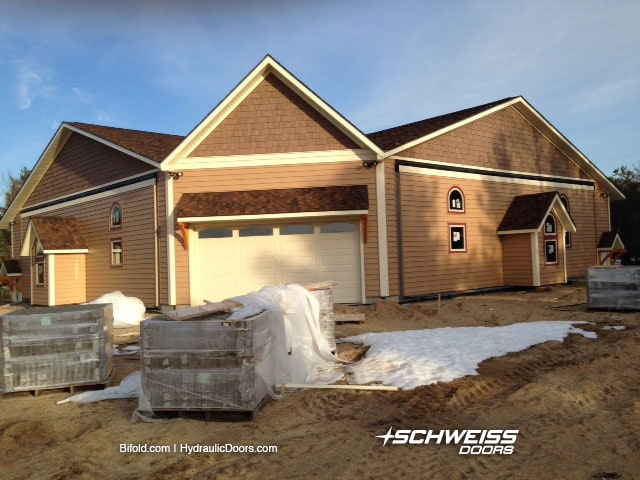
395, 164, 405, 300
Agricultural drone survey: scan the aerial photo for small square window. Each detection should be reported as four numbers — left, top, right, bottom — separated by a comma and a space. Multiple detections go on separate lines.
449, 225, 466, 252
111, 239, 123, 266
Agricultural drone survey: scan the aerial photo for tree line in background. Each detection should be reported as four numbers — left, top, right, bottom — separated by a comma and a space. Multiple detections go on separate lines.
0, 164, 637, 264
0, 167, 31, 259
610, 165, 640, 264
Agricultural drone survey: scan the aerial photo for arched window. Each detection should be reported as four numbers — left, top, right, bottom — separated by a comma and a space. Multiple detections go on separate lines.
544, 214, 556, 235
110, 203, 123, 230
448, 188, 465, 212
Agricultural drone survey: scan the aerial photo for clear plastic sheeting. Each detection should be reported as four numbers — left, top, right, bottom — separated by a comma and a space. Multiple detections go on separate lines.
0, 304, 114, 393
89, 291, 146, 328
587, 266, 640, 311
134, 284, 343, 421
231, 284, 343, 385
136, 309, 282, 419
58, 371, 140, 404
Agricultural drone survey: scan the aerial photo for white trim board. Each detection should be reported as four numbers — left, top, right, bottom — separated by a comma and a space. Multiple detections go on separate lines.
170, 149, 376, 170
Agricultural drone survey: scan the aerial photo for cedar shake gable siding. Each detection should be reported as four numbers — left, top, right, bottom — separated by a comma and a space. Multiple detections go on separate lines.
190, 73, 360, 157
29, 216, 88, 251
497, 192, 562, 232
67, 123, 184, 163
176, 185, 369, 218
367, 98, 515, 151
25, 132, 158, 208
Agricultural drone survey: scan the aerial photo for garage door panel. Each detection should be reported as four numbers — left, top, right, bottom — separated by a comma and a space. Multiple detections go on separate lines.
195, 222, 362, 303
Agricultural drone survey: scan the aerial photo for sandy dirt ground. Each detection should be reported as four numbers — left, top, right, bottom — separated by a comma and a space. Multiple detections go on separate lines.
1, 284, 639, 480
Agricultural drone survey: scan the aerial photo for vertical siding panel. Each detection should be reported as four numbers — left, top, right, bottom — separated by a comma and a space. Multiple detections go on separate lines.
501, 234, 533, 285
54, 254, 87, 304
156, 173, 169, 305
384, 160, 400, 296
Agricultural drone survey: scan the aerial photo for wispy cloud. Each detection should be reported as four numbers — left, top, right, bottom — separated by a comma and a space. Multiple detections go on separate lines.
14, 61, 57, 110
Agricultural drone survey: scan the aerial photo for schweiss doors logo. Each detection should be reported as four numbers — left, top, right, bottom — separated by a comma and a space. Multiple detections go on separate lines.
375, 427, 519, 455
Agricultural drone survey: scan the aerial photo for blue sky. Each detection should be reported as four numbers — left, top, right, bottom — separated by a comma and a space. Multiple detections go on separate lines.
0, 0, 638, 180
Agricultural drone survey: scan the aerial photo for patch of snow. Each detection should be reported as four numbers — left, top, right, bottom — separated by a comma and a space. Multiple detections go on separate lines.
602, 325, 626, 331
342, 321, 595, 390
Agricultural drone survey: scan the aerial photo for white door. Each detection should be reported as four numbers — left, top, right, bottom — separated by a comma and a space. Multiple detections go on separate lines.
194, 221, 362, 304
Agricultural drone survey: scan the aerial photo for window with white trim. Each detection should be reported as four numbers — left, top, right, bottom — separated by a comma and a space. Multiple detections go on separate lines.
110, 203, 122, 230
449, 224, 467, 252
543, 214, 558, 265
111, 239, 123, 266
448, 188, 465, 212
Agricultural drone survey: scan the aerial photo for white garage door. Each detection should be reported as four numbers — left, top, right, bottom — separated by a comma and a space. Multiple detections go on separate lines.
193, 221, 362, 304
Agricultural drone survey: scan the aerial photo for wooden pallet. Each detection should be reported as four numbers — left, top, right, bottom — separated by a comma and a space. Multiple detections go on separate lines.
145, 396, 270, 422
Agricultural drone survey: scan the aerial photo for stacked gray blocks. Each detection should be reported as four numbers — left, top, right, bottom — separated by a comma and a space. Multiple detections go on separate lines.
0, 304, 114, 393
587, 266, 640, 311
310, 288, 336, 352
139, 310, 276, 412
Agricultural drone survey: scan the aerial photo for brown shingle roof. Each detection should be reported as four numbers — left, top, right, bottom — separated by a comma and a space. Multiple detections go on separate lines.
176, 185, 369, 218
30, 216, 88, 251
497, 192, 560, 232
1, 259, 21, 274
367, 98, 515, 151
597, 231, 622, 249
67, 122, 184, 163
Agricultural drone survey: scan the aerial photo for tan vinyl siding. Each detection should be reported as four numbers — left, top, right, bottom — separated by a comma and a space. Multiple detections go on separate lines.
190, 73, 359, 157
54, 254, 87, 304
26, 185, 157, 305
400, 106, 590, 180
501, 234, 534, 286
170, 161, 379, 303
397, 171, 590, 296
25, 132, 153, 208
31, 257, 48, 305
562, 188, 599, 278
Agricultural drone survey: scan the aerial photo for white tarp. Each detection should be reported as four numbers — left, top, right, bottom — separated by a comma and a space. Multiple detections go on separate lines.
230, 284, 344, 385
89, 291, 145, 328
